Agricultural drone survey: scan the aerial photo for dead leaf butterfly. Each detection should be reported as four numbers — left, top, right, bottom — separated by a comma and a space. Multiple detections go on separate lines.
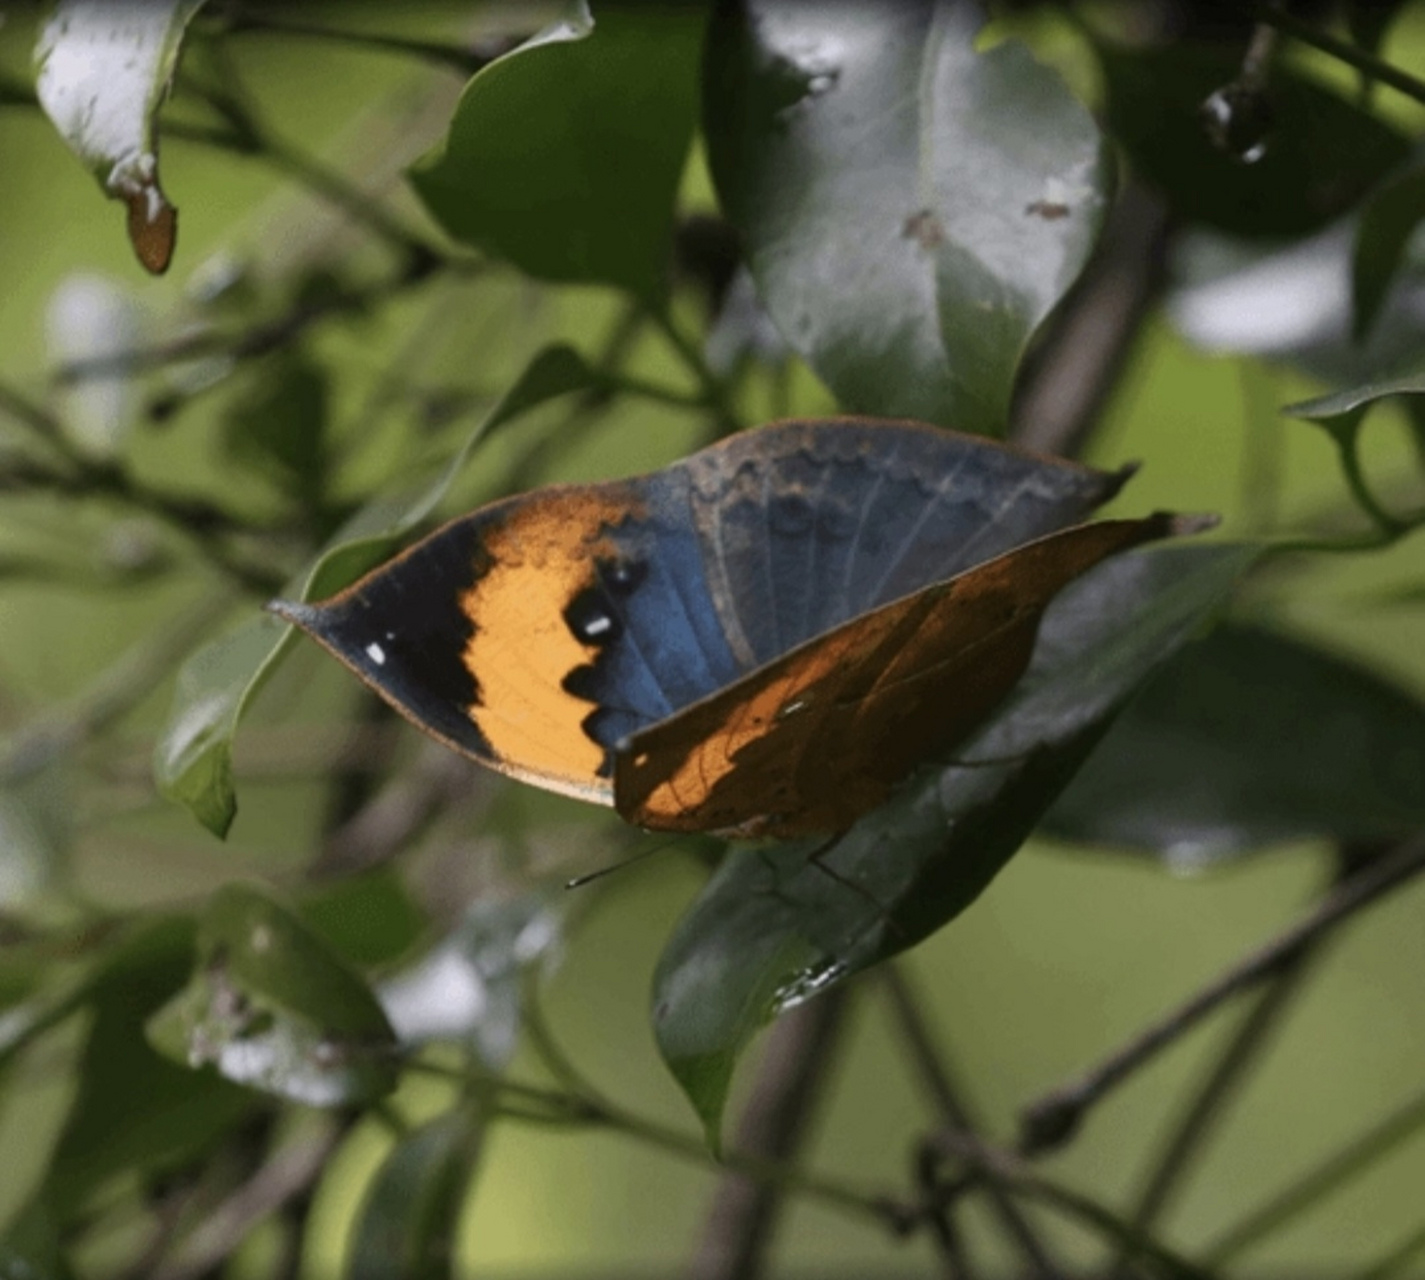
271, 418, 1199, 839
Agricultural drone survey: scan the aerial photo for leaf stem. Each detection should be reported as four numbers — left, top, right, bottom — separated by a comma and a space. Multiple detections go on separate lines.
651, 306, 742, 436
1018, 836, 1425, 1155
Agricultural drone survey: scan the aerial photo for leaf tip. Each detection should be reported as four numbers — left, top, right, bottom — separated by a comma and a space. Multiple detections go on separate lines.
125, 185, 176, 274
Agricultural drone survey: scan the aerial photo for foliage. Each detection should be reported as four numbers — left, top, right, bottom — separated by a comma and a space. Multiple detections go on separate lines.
0, 1, 1424, 1276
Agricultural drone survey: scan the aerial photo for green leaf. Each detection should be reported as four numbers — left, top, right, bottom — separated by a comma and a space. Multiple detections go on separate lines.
408, 3, 700, 300
1042, 622, 1425, 868
43, 918, 253, 1213
34, 0, 208, 273
148, 883, 399, 1107
652, 541, 1260, 1144
1284, 368, 1425, 425
222, 352, 330, 509
378, 894, 560, 1069
704, 1, 1110, 434
348, 1105, 484, 1280
153, 344, 594, 837
1097, 40, 1409, 239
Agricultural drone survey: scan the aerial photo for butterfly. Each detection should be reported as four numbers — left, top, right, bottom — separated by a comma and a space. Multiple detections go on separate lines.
271, 417, 1195, 839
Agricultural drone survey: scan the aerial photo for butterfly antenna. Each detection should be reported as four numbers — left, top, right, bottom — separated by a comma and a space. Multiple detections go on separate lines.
565, 838, 679, 890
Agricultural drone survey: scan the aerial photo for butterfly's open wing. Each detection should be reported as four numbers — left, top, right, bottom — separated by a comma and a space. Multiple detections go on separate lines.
614, 514, 1193, 838
274, 419, 1146, 820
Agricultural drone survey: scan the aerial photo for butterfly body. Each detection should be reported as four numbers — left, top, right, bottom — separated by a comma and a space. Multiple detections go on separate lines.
273, 418, 1191, 837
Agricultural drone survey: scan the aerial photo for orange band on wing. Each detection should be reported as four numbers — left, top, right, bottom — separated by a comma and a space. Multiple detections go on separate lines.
459, 487, 644, 803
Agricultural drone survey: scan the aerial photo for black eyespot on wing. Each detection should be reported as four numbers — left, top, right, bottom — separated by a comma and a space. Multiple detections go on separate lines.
564, 585, 622, 646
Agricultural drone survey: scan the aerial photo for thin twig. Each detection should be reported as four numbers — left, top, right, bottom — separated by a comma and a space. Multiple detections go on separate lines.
689, 989, 855, 1280
882, 964, 1063, 1278
1019, 836, 1425, 1154
922, 1132, 1213, 1280
1111, 947, 1316, 1273
1353, 1219, 1425, 1280
1251, 1, 1425, 109
521, 990, 899, 1227
148, 1119, 343, 1280
1202, 1084, 1425, 1266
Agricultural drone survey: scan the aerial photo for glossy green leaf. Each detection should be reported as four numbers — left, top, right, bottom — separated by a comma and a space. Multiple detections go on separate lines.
653, 541, 1260, 1144
44, 918, 253, 1213
1284, 369, 1425, 425
1042, 622, 1425, 868
705, 1, 1108, 435
706, 1, 1105, 433
148, 883, 398, 1107
1097, 41, 1409, 239
153, 345, 595, 837
408, 4, 700, 300
378, 894, 560, 1069
348, 1104, 484, 1280
34, 0, 207, 273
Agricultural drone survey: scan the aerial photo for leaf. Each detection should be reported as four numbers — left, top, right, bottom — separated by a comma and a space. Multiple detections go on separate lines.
348, 1105, 484, 1280
378, 894, 560, 1069
1283, 368, 1425, 425
153, 344, 594, 837
652, 541, 1260, 1144
1351, 157, 1425, 339
147, 883, 400, 1107
34, 0, 207, 273
43, 917, 253, 1213
408, 3, 700, 300
1097, 40, 1409, 239
704, 0, 1110, 434
1042, 622, 1425, 868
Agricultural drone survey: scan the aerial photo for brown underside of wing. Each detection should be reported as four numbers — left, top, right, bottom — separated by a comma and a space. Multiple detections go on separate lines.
614, 514, 1183, 838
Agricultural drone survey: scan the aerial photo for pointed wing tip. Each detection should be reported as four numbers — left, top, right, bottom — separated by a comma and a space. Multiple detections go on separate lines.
266, 597, 318, 631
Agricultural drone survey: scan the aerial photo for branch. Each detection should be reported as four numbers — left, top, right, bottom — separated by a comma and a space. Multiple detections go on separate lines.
1111, 947, 1316, 1273
1251, 2, 1425, 109
882, 964, 1064, 1278
1010, 183, 1170, 459
148, 1118, 343, 1280
689, 989, 855, 1280
1202, 1084, 1425, 1266
1020, 836, 1425, 1155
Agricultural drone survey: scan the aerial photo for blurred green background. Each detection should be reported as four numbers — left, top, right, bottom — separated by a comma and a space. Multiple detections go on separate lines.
2, 2, 1424, 1275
